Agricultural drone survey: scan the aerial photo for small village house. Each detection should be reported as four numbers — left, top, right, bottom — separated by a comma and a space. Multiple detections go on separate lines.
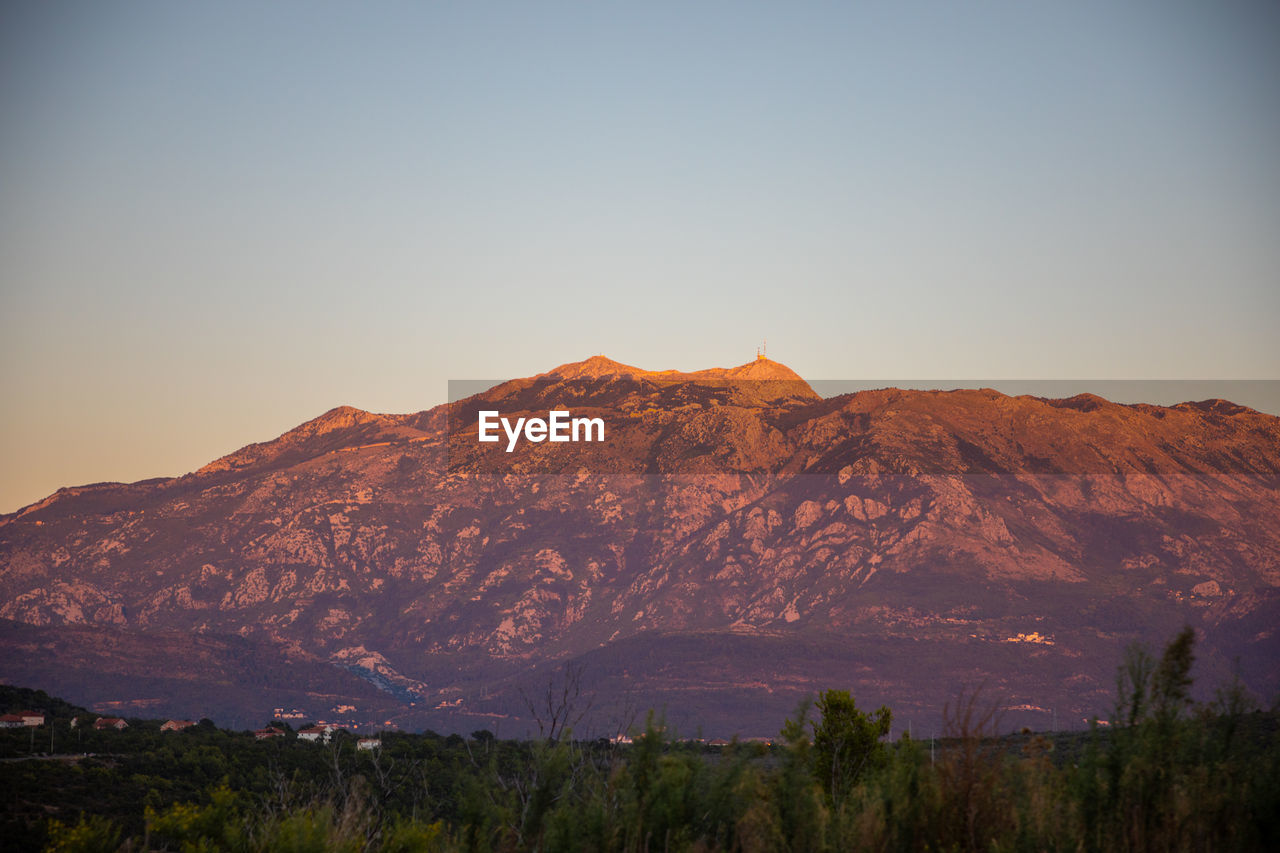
297, 724, 333, 743
93, 717, 129, 731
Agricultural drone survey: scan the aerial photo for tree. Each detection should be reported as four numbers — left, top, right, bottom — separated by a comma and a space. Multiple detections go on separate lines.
777, 700, 828, 849
1114, 624, 1196, 729
1151, 625, 1196, 726
520, 662, 594, 742
44, 814, 121, 853
1116, 641, 1156, 728
811, 689, 892, 806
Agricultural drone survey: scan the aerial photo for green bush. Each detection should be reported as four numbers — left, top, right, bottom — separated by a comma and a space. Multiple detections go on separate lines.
10, 633, 1280, 852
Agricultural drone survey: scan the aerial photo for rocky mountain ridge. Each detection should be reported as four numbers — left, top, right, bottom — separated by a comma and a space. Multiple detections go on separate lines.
1, 357, 1277, 734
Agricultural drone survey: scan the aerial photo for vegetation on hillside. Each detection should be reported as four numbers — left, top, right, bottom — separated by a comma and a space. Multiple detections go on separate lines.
3, 629, 1278, 851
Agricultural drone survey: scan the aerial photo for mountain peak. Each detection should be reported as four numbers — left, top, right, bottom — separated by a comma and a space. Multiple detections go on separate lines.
716, 357, 809, 384
196, 406, 401, 476
294, 405, 382, 436
543, 355, 643, 380
541, 354, 819, 401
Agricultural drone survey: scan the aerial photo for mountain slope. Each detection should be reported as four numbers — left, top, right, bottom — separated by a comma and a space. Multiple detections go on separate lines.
1, 357, 1277, 734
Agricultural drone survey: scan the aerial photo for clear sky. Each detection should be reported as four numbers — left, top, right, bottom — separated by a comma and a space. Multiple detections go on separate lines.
2, 1, 1278, 513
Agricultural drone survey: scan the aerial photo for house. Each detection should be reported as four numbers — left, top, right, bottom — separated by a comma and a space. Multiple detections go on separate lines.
19, 712, 45, 727
253, 727, 285, 740
92, 717, 129, 731
161, 720, 195, 732
356, 737, 381, 751
0, 714, 24, 729
297, 724, 332, 743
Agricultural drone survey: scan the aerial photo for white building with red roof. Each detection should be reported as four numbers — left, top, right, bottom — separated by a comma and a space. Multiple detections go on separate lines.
92, 717, 129, 730
297, 724, 333, 743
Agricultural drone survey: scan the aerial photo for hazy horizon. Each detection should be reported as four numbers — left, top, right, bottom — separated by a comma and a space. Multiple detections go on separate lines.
3, 2, 1278, 513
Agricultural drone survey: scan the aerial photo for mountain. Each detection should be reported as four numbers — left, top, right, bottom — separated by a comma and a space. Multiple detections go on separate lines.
1, 357, 1278, 735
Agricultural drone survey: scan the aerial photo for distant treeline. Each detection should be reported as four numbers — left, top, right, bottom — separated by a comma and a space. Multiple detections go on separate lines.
3, 628, 1278, 851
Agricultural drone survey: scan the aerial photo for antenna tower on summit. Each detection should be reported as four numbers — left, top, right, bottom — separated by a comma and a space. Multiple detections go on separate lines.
756, 340, 767, 360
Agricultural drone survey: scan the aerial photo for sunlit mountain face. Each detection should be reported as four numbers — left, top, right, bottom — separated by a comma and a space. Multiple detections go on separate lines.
2, 357, 1277, 735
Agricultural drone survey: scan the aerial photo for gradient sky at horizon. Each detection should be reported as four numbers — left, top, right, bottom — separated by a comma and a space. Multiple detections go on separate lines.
2, 1, 1278, 513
